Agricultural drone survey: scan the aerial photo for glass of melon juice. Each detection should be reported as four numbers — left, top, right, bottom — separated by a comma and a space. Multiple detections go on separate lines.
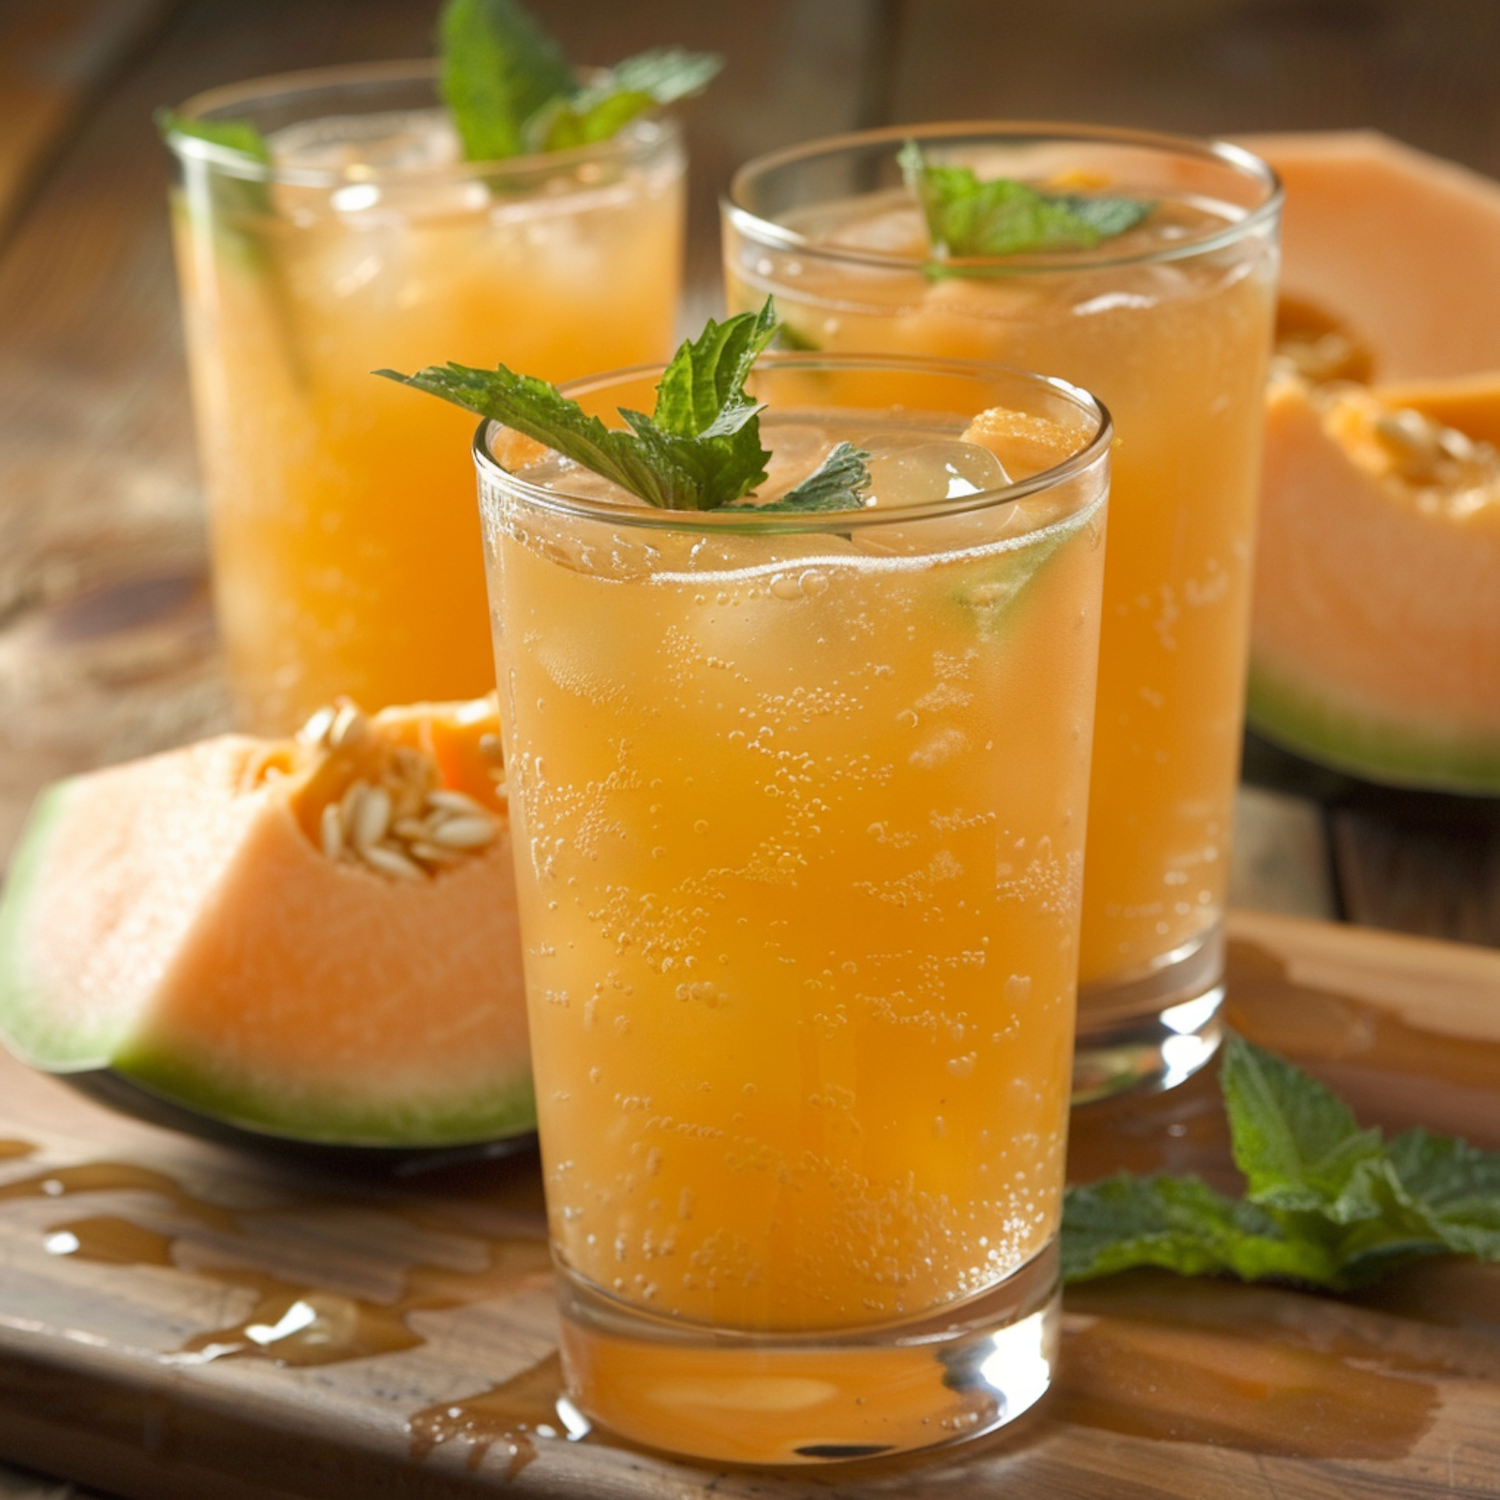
474, 353, 1111, 1464
723, 126, 1281, 1101
164, 62, 684, 733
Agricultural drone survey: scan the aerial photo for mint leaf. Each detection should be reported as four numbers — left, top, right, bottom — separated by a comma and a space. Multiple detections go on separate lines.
534, 48, 722, 151
379, 301, 872, 513
772, 321, 822, 353
1383, 1129, 1500, 1258
741, 443, 872, 514
899, 140, 1153, 260
439, 0, 574, 161
156, 110, 271, 164
1063, 1037, 1500, 1292
156, 109, 273, 217
375, 360, 681, 505
1062, 1173, 1339, 1286
1221, 1034, 1384, 1215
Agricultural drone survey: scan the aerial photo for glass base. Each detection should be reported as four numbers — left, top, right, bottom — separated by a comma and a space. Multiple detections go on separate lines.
1072, 923, 1226, 1104
554, 1240, 1059, 1466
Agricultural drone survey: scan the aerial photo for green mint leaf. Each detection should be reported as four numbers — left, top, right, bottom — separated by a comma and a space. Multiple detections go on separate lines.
654, 300, 777, 438
1382, 1129, 1500, 1258
375, 361, 682, 507
380, 301, 812, 512
742, 443, 872, 513
1221, 1035, 1384, 1215
532, 89, 656, 152
439, 0, 574, 161
156, 109, 271, 164
536, 45, 722, 149
775, 442, 872, 513
156, 109, 274, 218
1062, 1173, 1339, 1286
899, 140, 1154, 260
772, 320, 822, 352
1063, 1038, 1500, 1293
608, 47, 724, 104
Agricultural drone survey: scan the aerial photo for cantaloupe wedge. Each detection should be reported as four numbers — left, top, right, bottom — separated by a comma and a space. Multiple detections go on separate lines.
1244, 132, 1500, 793
0, 698, 534, 1146
1249, 131, 1500, 381
1249, 378, 1500, 793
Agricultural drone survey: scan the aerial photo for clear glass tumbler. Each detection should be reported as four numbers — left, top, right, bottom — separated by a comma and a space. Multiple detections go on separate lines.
164, 61, 685, 733
723, 125, 1281, 1101
475, 353, 1111, 1464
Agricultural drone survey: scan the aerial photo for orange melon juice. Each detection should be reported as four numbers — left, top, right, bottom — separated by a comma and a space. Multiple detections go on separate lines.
476, 357, 1110, 1461
724, 126, 1280, 1097
167, 64, 684, 733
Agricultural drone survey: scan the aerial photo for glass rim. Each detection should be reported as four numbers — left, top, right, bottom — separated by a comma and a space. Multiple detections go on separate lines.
472, 351, 1113, 535
165, 58, 678, 188
723, 119, 1283, 274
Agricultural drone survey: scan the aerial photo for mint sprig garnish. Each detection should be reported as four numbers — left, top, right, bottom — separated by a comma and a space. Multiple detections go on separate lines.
439, 0, 573, 161
756, 443, 872, 513
530, 48, 723, 153
899, 140, 1154, 262
155, 110, 273, 216
378, 301, 871, 513
439, 0, 720, 162
1063, 1036, 1500, 1290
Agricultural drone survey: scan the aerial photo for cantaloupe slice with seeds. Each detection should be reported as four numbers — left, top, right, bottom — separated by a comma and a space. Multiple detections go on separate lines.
0, 698, 533, 1146
1249, 378, 1500, 793
1243, 132, 1500, 792
1247, 131, 1500, 382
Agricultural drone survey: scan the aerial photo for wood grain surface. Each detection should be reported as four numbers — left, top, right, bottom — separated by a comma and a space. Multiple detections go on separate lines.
1, 910, 1498, 1500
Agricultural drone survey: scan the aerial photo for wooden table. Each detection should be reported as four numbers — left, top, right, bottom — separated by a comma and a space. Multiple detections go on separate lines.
4, 1, 1499, 1495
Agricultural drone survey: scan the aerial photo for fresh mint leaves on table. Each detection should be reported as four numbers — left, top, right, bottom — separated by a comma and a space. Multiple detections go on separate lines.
898, 140, 1154, 262
1063, 1035, 1500, 1291
378, 301, 872, 514
439, 0, 721, 160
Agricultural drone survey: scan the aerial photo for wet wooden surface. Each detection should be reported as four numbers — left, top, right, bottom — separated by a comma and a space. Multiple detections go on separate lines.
0, 910, 1497, 1500
4, 0, 1500, 1494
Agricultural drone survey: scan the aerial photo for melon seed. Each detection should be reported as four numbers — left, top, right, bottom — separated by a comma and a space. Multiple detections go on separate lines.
298, 705, 337, 747
320, 802, 344, 861
329, 703, 369, 749
427, 815, 496, 850
426, 788, 491, 818
352, 786, 392, 851
359, 843, 425, 881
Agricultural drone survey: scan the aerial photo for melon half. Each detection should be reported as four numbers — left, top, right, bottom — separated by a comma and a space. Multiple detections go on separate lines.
0, 699, 534, 1147
1244, 132, 1500, 792
1250, 379, 1500, 792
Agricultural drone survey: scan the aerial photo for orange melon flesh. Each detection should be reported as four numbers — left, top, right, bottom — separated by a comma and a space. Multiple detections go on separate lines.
1246, 132, 1500, 381
1248, 379, 1500, 792
1241, 132, 1500, 793
0, 701, 533, 1146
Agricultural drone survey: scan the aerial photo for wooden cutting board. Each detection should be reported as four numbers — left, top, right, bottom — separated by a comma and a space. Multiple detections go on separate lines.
4, 908, 1500, 1500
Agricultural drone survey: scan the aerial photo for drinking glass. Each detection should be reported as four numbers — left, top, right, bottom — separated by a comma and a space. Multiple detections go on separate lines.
165, 61, 685, 732
475, 353, 1110, 1463
724, 124, 1280, 1100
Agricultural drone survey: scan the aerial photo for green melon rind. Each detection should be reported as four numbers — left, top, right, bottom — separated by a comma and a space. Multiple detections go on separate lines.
0, 751, 537, 1149
0, 777, 118, 1070
110, 1042, 537, 1147
1247, 662, 1500, 796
